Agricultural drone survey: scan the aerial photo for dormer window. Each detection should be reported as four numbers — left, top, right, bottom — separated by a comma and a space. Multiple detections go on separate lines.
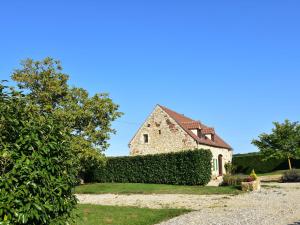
190, 129, 202, 138
197, 129, 202, 137
191, 129, 198, 136
143, 134, 149, 143
205, 134, 212, 140
205, 133, 215, 141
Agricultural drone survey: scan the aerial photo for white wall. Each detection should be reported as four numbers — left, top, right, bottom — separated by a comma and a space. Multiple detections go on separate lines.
197, 144, 233, 177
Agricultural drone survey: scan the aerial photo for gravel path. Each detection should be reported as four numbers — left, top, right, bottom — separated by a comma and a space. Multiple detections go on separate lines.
158, 183, 300, 225
76, 183, 300, 225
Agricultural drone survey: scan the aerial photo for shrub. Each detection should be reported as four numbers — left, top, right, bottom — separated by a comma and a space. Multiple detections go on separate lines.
93, 149, 212, 185
0, 86, 78, 224
233, 153, 300, 174
75, 142, 106, 183
282, 169, 300, 182
245, 176, 255, 182
224, 162, 236, 175
223, 169, 260, 186
222, 174, 249, 186
249, 169, 258, 180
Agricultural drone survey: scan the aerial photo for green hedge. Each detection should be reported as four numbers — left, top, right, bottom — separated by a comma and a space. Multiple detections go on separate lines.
90, 149, 212, 185
233, 153, 300, 174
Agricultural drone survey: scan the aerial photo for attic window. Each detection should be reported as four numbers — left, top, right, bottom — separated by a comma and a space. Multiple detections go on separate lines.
143, 134, 149, 143
147, 124, 151, 127
197, 129, 201, 137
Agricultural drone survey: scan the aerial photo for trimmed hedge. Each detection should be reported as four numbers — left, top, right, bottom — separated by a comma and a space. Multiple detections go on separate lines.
233, 153, 300, 174
91, 149, 212, 185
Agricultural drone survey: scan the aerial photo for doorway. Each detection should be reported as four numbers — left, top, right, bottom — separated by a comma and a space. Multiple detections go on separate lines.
218, 154, 223, 176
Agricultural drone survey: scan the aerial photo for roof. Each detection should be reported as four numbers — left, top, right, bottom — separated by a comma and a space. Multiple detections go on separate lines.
158, 105, 232, 150
181, 121, 201, 129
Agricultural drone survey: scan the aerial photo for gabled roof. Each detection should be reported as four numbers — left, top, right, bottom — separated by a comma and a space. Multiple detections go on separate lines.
158, 105, 232, 150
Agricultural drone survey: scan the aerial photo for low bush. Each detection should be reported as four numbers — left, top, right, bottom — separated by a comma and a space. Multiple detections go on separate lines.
222, 174, 249, 186
282, 169, 300, 182
222, 174, 250, 186
245, 176, 255, 182
93, 149, 212, 185
223, 173, 258, 187
224, 162, 236, 175
249, 169, 258, 180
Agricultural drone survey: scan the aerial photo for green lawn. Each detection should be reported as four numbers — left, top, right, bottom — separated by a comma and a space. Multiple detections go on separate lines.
257, 169, 296, 176
75, 183, 240, 195
76, 204, 190, 225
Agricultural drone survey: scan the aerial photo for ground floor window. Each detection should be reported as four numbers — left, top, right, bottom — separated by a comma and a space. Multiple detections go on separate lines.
212, 158, 218, 171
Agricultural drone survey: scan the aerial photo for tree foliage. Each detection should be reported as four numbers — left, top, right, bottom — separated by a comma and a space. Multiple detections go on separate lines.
11, 57, 123, 180
0, 84, 78, 224
252, 120, 300, 170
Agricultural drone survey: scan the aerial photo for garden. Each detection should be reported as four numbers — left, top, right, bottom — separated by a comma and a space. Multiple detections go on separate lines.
0, 59, 223, 225
1, 58, 300, 225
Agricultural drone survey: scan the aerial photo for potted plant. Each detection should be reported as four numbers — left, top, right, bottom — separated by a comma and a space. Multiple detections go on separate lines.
241, 169, 261, 191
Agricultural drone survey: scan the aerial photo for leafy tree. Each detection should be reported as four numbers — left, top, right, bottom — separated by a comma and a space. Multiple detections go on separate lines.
252, 120, 300, 170
11, 58, 123, 181
0, 84, 78, 224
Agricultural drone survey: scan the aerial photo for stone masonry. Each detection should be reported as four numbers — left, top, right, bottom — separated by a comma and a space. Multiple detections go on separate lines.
129, 105, 233, 178
129, 106, 197, 155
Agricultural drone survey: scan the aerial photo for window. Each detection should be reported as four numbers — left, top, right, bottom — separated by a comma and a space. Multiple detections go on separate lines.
197, 129, 201, 137
159, 130, 161, 135
143, 134, 149, 143
147, 124, 151, 127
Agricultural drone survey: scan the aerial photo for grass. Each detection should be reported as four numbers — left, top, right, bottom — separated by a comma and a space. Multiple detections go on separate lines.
257, 170, 289, 176
75, 183, 240, 195
76, 204, 190, 225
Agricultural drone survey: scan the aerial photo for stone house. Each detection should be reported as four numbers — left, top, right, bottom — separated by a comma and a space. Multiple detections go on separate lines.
129, 105, 233, 178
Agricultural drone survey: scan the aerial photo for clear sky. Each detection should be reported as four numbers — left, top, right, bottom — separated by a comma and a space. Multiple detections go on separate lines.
1, 1, 299, 156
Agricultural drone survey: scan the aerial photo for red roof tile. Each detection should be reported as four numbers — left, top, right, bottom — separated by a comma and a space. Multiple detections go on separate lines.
202, 128, 215, 134
158, 105, 232, 150
181, 121, 202, 129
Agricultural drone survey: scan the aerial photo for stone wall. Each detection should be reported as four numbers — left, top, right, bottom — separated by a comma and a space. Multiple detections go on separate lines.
129, 105, 233, 177
129, 106, 197, 155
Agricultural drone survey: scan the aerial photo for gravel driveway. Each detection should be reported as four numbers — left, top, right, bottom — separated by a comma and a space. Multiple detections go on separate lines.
76, 183, 300, 225
158, 183, 300, 225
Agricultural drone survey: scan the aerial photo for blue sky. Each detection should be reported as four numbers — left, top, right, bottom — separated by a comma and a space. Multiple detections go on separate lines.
1, 1, 299, 156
